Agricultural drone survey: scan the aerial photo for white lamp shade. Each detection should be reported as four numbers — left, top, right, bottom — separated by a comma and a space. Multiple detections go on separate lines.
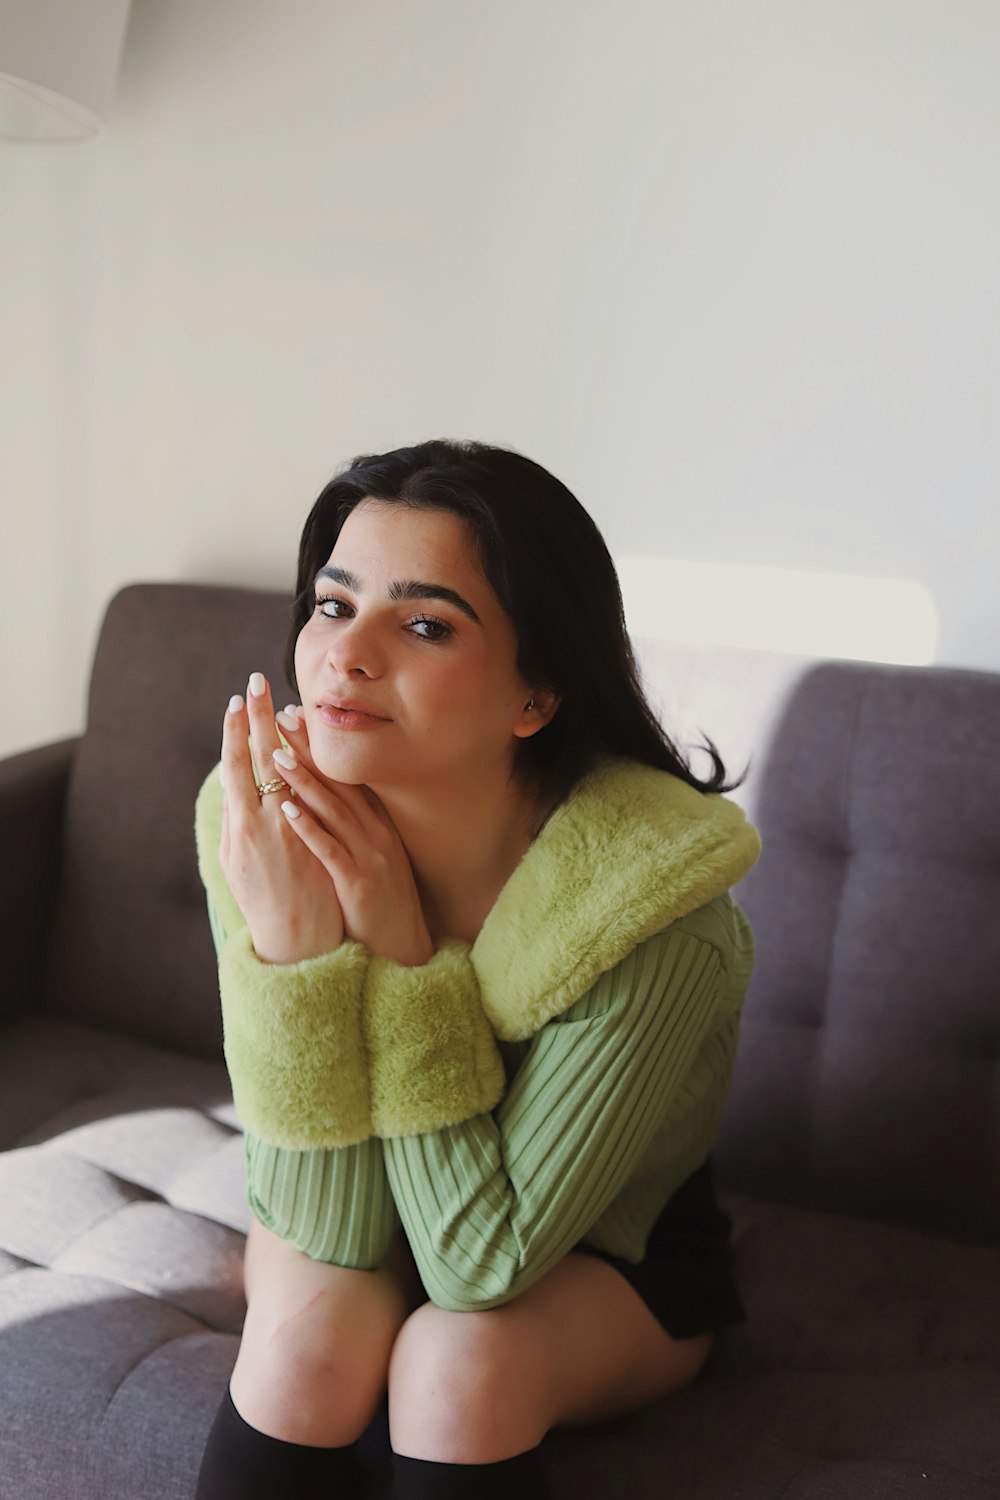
0, 0, 132, 143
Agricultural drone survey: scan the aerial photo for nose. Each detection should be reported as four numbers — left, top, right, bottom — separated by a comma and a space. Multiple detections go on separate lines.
325, 613, 383, 679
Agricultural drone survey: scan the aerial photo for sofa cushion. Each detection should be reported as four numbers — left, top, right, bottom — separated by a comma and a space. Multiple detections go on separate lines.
642, 648, 1000, 1246
1, 1015, 997, 1499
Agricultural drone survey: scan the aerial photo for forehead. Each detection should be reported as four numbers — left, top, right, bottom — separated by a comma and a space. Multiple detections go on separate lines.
329, 500, 481, 578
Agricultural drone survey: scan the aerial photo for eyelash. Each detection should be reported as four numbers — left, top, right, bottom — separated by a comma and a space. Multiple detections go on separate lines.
312, 594, 454, 643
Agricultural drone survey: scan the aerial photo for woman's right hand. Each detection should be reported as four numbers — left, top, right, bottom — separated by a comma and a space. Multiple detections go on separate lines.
220, 672, 346, 965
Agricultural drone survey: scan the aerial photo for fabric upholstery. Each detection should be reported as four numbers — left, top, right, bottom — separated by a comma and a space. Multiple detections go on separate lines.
714, 657, 1000, 1245
34, 583, 294, 1059
1, 581, 997, 1499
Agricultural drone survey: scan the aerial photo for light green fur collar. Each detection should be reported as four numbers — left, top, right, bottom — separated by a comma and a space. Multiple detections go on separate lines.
472, 756, 761, 1040
195, 755, 761, 1045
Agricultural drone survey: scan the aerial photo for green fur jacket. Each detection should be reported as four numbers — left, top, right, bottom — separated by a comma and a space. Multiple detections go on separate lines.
195, 752, 760, 1144
195, 753, 761, 1302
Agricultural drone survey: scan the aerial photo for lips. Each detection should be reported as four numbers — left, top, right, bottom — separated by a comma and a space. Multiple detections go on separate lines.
317, 694, 391, 720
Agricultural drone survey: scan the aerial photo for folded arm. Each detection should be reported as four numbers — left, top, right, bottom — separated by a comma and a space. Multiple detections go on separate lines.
382, 921, 741, 1311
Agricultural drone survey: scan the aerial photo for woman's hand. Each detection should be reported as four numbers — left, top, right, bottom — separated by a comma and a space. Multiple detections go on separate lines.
269, 696, 435, 970
220, 674, 346, 965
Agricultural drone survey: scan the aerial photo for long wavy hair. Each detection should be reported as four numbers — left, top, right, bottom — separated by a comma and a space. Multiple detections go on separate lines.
284, 438, 749, 812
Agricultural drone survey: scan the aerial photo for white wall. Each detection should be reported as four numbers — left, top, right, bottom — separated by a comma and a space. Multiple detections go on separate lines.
2, 0, 998, 761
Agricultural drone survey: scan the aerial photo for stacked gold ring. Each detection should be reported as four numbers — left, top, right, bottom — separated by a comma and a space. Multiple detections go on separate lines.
256, 778, 295, 797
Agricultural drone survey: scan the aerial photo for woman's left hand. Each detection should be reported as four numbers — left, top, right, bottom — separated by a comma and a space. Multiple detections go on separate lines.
272, 703, 435, 969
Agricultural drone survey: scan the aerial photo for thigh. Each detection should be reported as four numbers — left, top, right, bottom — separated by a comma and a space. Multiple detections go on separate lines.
493, 1250, 714, 1431
243, 1215, 424, 1319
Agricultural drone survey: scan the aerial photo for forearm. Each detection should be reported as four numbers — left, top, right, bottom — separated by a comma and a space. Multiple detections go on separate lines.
383, 923, 736, 1312
244, 1132, 401, 1268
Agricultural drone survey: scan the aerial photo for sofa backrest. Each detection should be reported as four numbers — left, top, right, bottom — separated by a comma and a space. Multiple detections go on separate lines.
36, 583, 1000, 1245
36, 582, 294, 1064
634, 636, 1000, 1248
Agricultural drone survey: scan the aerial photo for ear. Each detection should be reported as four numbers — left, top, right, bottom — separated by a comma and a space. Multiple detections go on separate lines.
512, 688, 561, 740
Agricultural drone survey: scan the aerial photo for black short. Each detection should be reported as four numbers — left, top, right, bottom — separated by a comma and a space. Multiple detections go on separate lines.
573, 1154, 748, 1341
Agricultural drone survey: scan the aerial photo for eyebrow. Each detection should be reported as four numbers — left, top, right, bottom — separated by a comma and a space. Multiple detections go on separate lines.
313, 564, 482, 625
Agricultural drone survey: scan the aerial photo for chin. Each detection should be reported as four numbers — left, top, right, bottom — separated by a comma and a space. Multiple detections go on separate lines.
307, 728, 391, 787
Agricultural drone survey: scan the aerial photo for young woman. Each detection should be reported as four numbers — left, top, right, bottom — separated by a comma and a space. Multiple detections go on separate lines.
193, 438, 761, 1500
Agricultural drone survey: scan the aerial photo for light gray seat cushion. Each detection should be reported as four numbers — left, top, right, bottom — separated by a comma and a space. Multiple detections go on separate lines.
2, 1016, 996, 1500
0, 1016, 245, 1500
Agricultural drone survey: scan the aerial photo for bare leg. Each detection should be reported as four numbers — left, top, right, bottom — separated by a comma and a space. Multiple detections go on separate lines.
230, 1218, 423, 1447
388, 1250, 713, 1463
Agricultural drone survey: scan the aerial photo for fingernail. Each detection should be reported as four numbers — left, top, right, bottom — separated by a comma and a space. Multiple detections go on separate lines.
280, 801, 301, 820
276, 710, 299, 732
273, 747, 297, 770
248, 672, 266, 698
228, 694, 244, 714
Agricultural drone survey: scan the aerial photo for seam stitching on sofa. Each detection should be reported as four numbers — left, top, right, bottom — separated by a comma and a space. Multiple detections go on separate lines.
808, 674, 871, 1179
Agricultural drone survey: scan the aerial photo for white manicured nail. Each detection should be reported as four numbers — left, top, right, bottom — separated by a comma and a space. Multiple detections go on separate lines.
276, 710, 298, 732
248, 672, 266, 697
273, 748, 296, 770
280, 801, 300, 820
228, 694, 243, 714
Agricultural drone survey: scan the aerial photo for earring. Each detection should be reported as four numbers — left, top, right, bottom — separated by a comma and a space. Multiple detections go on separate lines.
526, 697, 535, 711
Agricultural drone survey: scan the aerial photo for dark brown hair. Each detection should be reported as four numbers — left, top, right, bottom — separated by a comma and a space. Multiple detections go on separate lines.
284, 438, 749, 811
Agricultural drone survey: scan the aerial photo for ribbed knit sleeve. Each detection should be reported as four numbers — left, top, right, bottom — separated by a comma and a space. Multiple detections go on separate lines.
196, 764, 400, 1269
382, 917, 745, 1311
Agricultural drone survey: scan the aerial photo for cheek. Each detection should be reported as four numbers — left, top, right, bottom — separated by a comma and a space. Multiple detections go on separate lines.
294, 620, 321, 683
415, 651, 516, 728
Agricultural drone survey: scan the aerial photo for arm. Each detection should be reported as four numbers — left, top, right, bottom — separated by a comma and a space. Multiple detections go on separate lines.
382, 916, 745, 1311
196, 761, 401, 1268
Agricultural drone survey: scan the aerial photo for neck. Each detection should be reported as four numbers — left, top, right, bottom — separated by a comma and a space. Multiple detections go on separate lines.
368, 763, 549, 945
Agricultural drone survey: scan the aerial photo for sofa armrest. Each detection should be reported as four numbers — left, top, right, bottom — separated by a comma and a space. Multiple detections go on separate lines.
0, 736, 80, 1025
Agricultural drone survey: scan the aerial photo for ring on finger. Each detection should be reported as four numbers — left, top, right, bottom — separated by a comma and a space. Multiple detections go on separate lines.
256, 777, 296, 798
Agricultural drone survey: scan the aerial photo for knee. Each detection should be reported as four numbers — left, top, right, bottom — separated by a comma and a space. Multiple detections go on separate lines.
388, 1302, 551, 1463
231, 1271, 405, 1445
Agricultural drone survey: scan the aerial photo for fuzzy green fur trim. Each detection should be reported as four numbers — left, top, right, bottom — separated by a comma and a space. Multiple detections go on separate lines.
219, 927, 373, 1147
194, 761, 246, 944
365, 941, 507, 1138
471, 757, 762, 1040
195, 760, 507, 1147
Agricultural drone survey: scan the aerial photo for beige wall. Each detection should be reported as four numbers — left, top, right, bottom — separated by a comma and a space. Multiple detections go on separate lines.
2, 0, 999, 760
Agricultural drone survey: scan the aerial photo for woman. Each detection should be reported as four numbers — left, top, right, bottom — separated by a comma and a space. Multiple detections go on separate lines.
193, 438, 761, 1499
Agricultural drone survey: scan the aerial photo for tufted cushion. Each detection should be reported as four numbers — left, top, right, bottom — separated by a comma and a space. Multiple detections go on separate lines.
713, 658, 1000, 1246
2, 1016, 997, 1499
0, 1013, 247, 1497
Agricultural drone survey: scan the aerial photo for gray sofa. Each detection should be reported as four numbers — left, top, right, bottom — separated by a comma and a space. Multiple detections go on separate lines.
1, 581, 998, 1500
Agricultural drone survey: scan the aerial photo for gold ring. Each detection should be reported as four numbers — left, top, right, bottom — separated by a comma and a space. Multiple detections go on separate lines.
256, 778, 294, 797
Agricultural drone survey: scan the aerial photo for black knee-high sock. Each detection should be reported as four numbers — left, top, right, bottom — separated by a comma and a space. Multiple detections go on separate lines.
195, 1385, 365, 1499
390, 1446, 550, 1499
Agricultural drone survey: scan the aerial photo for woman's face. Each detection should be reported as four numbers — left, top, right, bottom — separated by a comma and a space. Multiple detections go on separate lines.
294, 499, 542, 792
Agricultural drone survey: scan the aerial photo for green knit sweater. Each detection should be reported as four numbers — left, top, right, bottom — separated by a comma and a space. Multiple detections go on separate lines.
194, 753, 761, 1312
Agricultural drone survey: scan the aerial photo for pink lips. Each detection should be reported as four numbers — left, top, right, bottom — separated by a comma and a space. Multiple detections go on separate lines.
317, 697, 391, 730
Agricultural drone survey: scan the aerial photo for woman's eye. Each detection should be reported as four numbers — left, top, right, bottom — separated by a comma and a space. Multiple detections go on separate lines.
314, 595, 351, 619
409, 616, 452, 642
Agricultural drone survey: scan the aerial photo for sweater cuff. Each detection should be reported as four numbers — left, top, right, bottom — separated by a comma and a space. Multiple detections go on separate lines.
219, 926, 373, 1149
365, 939, 507, 1138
